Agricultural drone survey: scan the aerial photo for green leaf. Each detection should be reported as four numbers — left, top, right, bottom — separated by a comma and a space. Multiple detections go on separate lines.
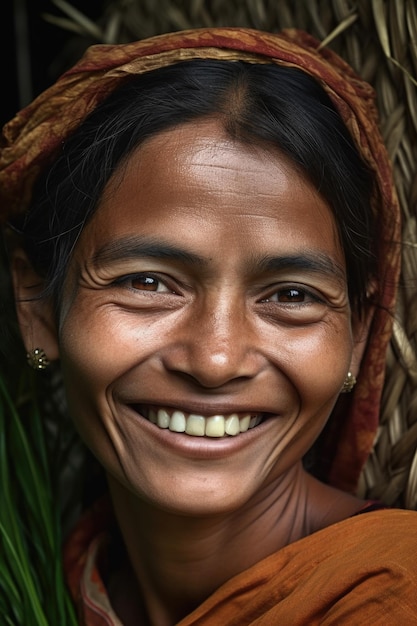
0, 374, 77, 625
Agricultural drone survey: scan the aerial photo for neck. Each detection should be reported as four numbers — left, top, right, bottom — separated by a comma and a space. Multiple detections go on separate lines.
107, 464, 323, 625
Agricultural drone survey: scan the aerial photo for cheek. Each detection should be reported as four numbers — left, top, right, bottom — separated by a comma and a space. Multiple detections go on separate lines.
58, 303, 125, 439
58, 299, 175, 460
59, 302, 157, 384
264, 317, 353, 403
267, 326, 352, 467
58, 306, 141, 480
299, 334, 351, 435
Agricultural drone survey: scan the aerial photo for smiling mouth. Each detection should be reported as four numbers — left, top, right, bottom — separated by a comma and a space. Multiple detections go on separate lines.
135, 406, 264, 438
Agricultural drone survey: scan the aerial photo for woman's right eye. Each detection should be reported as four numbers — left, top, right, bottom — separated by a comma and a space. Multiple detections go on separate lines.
114, 273, 173, 293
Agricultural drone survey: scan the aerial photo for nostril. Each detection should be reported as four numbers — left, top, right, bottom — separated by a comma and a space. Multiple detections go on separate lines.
168, 369, 255, 391
162, 350, 264, 390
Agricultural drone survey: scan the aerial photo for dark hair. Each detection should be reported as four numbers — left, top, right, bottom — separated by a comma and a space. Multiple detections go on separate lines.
18, 59, 375, 313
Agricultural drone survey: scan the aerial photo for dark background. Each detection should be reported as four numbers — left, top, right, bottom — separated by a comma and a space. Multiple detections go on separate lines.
2, 0, 104, 127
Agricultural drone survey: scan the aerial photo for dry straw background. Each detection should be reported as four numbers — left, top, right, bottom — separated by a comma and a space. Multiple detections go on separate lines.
45, 0, 417, 509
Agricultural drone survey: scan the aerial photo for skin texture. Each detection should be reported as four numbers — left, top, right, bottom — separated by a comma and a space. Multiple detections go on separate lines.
14, 118, 370, 625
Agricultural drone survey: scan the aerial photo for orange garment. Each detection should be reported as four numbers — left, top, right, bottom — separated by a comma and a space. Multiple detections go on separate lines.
64, 500, 417, 625
0, 27, 401, 493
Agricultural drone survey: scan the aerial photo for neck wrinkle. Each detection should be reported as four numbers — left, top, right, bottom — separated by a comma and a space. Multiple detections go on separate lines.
107, 462, 313, 625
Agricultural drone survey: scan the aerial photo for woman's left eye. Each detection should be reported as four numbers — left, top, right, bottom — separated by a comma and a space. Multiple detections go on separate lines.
261, 286, 321, 304
115, 274, 172, 293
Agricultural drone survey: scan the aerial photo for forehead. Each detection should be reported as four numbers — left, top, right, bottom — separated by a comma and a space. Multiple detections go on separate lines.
75, 118, 343, 268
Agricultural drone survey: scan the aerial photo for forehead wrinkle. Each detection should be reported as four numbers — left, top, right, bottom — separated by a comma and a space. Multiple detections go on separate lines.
89, 235, 207, 269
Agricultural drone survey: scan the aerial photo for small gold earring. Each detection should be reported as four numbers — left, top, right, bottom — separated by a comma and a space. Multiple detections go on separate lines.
341, 371, 356, 393
26, 348, 49, 370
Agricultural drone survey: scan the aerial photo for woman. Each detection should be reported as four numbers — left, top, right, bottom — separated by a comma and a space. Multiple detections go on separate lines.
1, 27, 416, 625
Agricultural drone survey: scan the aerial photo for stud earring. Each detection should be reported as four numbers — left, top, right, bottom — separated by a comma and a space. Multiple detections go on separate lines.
26, 348, 49, 370
341, 371, 356, 393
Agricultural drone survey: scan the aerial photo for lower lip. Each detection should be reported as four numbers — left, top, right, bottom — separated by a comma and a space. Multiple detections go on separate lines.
124, 406, 275, 460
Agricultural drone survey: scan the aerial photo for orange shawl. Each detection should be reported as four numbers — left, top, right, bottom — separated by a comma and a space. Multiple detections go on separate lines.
0, 27, 401, 492
64, 499, 417, 625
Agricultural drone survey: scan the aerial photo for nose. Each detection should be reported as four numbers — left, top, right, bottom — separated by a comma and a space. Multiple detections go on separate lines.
160, 292, 266, 389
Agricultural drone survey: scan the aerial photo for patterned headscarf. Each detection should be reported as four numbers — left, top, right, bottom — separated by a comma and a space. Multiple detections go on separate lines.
0, 27, 401, 492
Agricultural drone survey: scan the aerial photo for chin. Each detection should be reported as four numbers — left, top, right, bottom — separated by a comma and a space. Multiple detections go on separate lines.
110, 467, 263, 518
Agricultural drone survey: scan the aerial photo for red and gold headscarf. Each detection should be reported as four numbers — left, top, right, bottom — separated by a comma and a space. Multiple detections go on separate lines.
0, 27, 401, 492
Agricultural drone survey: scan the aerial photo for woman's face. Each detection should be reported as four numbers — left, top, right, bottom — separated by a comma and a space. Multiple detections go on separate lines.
50, 119, 362, 515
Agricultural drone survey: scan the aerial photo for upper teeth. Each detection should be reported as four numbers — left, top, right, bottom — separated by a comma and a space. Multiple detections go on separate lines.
145, 408, 262, 438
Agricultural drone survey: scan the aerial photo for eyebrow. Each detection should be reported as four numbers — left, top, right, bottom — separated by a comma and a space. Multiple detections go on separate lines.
254, 253, 346, 281
91, 235, 345, 281
92, 236, 205, 268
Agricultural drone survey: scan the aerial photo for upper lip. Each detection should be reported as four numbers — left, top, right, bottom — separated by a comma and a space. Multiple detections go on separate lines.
127, 401, 276, 418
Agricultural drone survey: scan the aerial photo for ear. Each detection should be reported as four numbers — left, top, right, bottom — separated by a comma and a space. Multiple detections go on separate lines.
349, 301, 375, 378
10, 247, 60, 361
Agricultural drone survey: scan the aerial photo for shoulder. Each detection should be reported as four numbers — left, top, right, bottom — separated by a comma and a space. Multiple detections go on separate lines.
281, 509, 417, 622
195, 509, 417, 625
310, 508, 417, 573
